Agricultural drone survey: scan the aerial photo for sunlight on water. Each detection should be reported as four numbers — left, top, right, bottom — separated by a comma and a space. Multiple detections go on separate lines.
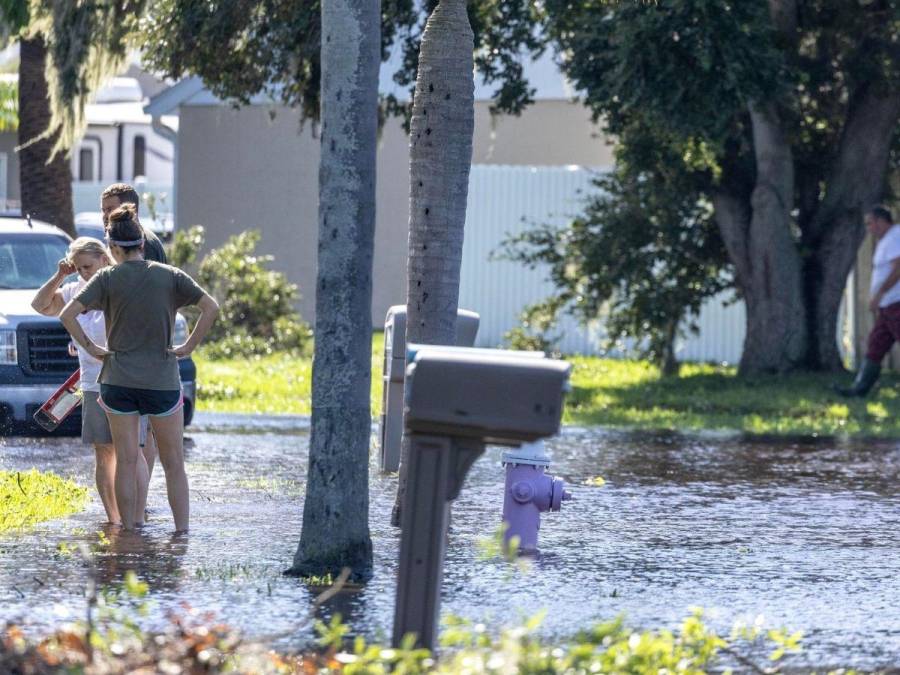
1, 416, 899, 669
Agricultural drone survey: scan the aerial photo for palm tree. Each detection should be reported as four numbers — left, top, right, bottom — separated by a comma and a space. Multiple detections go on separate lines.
0, 1, 75, 234
18, 35, 74, 236
391, 0, 474, 526
287, 0, 379, 580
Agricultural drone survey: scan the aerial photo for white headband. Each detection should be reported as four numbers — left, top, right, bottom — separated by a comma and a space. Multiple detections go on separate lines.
108, 238, 143, 247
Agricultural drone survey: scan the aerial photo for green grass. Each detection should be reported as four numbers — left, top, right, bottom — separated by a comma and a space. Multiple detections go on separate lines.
194, 334, 900, 437
0, 469, 89, 532
194, 332, 384, 416
564, 357, 900, 436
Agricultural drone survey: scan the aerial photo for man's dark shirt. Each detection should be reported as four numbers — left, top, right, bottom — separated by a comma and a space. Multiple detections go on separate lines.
142, 226, 168, 264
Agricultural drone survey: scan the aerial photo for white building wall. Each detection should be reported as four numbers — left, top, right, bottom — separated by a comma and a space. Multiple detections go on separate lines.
70, 123, 174, 186
459, 165, 747, 364
71, 181, 173, 218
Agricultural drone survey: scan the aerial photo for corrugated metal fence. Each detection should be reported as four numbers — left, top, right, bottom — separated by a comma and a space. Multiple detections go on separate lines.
459, 165, 746, 364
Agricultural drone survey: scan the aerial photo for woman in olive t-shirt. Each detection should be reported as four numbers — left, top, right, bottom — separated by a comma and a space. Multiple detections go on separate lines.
60, 205, 219, 532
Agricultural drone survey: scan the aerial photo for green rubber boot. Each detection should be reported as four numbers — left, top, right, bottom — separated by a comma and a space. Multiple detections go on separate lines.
834, 358, 881, 398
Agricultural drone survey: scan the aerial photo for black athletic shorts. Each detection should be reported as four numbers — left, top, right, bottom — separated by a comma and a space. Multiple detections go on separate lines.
99, 384, 183, 417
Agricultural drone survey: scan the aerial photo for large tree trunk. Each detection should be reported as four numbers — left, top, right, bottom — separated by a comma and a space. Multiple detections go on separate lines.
288, 0, 378, 581
803, 88, 900, 371
713, 0, 900, 375
18, 36, 74, 237
715, 104, 807, 375
391, 0, 474, 527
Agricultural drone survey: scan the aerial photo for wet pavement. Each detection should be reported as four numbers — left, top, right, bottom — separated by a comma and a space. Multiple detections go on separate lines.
1, 413, 899, 669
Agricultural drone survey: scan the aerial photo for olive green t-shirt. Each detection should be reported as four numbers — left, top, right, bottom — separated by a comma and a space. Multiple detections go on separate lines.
75, 260, 204, 390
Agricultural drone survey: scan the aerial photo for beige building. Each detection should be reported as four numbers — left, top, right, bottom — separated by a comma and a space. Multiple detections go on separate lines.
145, 72, 615, 327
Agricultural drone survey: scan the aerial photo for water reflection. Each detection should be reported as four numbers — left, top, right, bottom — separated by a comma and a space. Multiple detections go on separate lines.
92, 526, 188, 592
1, 414, 899, 669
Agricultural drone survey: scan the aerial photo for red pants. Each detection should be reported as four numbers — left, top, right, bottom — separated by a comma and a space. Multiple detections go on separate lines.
865, 301, 900, 362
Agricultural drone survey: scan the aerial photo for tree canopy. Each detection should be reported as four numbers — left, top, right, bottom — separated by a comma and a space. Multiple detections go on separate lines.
501, 125, 730, 373
137, 0, 540, 122
524, 0, 900, 373
19, 0, 900, 373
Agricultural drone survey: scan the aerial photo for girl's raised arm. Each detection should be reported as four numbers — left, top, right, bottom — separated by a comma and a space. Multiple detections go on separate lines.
31, 259, 75, 316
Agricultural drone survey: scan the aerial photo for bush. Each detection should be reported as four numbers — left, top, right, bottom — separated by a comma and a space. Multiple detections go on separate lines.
167, 226, 311, 358
503, 300, 563, 355
166, 224, 204, 271
197, 325, 311, 360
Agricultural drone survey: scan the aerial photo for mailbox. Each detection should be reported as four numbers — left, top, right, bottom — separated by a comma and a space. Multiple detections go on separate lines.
378, 305, 479, 472
404, 350, 570, 444
392, 346, 571, 650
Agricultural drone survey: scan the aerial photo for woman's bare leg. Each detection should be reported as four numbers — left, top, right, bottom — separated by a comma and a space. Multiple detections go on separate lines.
106, 413, 141, 530
149, 408, 189, 532
136, 421, 157, 521
134, 450, 149, 527
142, 419, 157, 477
93, 443, 121, 524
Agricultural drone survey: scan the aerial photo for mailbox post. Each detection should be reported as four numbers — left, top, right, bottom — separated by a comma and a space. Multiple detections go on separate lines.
392, 347, 571, 650
379, 305, 479, 472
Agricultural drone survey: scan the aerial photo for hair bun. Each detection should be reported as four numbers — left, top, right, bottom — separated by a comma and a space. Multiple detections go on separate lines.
109, 203, 137, 223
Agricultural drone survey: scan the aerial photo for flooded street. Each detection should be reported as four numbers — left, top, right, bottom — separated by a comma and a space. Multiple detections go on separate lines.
1, 414, 899, 669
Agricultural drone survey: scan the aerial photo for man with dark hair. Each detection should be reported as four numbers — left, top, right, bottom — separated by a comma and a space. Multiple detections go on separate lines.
837, 205, 900, 397
100, 183, 167, 264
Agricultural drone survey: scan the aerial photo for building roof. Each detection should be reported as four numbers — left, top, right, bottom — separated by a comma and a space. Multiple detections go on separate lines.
85, 99, 179, 129
0, 74, 178, 129
144, 50, 577, 116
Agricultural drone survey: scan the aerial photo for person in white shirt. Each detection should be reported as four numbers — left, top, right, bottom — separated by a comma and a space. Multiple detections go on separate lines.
31, 237, 152, 525
837, 206, 900, 397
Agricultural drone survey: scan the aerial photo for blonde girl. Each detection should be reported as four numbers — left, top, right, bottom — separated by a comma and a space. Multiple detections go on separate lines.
32, 237, 151, 526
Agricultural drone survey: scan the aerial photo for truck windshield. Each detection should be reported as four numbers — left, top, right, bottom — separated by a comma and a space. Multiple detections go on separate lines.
0, 233, 70, 289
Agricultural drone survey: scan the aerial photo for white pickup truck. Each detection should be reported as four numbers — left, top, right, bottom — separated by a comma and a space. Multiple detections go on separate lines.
0, 215, 196, 433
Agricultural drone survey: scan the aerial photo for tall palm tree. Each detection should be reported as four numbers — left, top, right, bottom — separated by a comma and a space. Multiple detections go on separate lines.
391, 0, 474, 526
18, 35, 74, 236
288, 0, 379, 580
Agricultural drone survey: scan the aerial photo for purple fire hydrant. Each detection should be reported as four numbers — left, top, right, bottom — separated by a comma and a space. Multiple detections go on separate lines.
501, 440, 571, 553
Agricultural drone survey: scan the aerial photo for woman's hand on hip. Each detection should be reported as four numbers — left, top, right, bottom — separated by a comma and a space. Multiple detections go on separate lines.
169, 344, 192, 358
86, 342, 112, 359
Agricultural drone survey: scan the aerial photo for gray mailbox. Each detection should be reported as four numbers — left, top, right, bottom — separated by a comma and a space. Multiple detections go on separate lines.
392, 347, 571, 650
379, 305, 480, 472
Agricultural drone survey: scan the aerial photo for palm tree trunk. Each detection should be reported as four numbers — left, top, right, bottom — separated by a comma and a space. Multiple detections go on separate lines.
391, 0, 474, 526
288, 0, 378, 581
18, 36, 74, 236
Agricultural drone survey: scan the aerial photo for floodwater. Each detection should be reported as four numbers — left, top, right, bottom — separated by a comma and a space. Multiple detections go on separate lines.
1, 413, 899, 670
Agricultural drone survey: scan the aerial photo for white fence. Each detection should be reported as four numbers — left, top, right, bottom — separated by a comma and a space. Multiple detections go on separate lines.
458, 165, 746, 364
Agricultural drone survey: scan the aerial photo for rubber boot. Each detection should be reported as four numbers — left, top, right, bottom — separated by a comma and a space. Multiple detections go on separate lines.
835, 358, 881, 397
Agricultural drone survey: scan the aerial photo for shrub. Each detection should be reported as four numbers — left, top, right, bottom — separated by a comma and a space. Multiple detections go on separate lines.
503, 299, 563, 356
167, 226, 311, 357
166, 224, 204, 271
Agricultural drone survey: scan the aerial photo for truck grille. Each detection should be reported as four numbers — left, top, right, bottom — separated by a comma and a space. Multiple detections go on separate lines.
24, 325, 78, 375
